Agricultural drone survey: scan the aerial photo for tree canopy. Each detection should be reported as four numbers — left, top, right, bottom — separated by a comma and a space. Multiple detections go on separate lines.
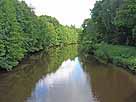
80, 0, 136, 46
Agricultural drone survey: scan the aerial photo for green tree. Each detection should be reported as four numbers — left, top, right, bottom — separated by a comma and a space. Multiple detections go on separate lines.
114, 0, 136, 45
0, 0, 25, 69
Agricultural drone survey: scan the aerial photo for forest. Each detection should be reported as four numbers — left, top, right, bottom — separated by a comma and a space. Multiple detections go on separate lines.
0, 0, 79, 70
79, 0, 136, 72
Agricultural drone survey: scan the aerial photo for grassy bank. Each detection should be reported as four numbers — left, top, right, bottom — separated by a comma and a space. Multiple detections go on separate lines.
93, 43, 136, 73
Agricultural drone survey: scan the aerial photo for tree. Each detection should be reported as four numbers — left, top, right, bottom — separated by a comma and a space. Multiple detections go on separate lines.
114, 0, 136, 45
0, 0, 25, 69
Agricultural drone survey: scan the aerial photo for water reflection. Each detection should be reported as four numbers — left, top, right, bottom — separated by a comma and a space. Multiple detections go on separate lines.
0, 45, 136, 102
27, 57, 98, 102
82, 56, 136, 102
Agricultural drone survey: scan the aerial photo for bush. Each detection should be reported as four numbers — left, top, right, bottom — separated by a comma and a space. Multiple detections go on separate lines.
94, 43, 136, 72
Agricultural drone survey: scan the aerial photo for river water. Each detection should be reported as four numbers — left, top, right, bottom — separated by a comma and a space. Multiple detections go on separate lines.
0, 45, 136, 102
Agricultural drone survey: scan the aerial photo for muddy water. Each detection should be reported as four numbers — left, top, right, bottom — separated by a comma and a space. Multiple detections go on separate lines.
0, 45, 136, 102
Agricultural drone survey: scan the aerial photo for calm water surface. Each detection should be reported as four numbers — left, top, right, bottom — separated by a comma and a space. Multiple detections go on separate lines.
0, 45, 136, 102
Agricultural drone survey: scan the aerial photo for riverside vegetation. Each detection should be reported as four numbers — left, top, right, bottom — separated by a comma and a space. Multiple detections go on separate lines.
0, 0, 136, 74
0, 0, 79, 70
79, 0, 136, 73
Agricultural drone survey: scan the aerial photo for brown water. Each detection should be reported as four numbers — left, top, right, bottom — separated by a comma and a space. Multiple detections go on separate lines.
0, 45, 136, 102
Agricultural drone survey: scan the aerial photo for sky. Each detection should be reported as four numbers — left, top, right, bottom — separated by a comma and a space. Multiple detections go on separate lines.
21, 0, 96, 27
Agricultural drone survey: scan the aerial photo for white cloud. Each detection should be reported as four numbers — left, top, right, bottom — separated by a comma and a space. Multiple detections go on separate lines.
21, 0, 96, 27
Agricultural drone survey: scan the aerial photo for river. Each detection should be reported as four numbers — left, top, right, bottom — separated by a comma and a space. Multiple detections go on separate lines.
0, 45, 136, 102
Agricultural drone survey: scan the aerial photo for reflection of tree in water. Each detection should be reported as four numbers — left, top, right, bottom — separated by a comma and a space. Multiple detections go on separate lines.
81, 56, 136, 102
46, 44, 78, 72
0, 45, 78, 102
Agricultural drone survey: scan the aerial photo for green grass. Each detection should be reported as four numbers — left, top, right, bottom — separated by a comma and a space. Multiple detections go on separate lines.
94, 43, 136, 73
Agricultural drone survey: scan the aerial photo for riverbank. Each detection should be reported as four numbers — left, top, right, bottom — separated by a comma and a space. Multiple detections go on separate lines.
92, 43, 136, 74
0, 43, 78, 72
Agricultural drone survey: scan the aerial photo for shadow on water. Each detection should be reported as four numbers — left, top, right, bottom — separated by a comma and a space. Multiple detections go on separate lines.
0, 45, 136, 102
81, 55, 136, 102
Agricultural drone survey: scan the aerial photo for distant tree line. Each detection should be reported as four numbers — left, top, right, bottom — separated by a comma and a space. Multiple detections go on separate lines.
0, 0, 79, 70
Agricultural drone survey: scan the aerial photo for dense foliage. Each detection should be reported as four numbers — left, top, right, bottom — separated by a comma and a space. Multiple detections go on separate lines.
95, 43, 136, 72
80, 0, 136, 45
0, 0, 79, 70
79, 0, 136, 72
